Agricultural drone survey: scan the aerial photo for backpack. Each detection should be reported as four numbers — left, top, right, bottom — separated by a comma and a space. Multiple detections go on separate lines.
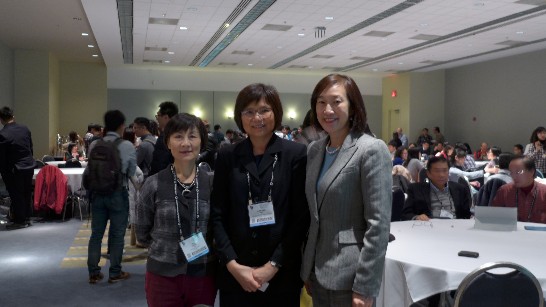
83, 138, 124, 195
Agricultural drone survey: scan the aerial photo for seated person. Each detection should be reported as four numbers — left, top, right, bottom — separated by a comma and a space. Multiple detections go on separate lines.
491, 157, 546, 224
513, 144, 524, 157
392, 165, 411, 193
387, 140, 397, 160
404, 147, 423, 183
420, 140, 432, 159
484, 146, 501, 170
477, 153, 515, 207
65, 143, 84, 161
449, 149, 489, 187
474, 142, 489, 161
402, 156, 471, 221
392, 147, 407, 166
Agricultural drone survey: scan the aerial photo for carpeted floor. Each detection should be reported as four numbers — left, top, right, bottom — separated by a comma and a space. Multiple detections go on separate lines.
0, 218, 148, 307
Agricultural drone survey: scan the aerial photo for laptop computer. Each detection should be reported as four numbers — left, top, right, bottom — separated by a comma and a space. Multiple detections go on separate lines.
474, 206, 517, 231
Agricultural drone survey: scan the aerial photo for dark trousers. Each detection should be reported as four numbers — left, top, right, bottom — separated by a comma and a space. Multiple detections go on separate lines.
145, 271, 216, 307
220, 288, 300, 307
1, 168, 33, 223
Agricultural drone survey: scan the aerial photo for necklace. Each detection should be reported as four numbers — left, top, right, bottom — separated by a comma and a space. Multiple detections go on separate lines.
325, 140, 341, 155
175, 167, 197, 196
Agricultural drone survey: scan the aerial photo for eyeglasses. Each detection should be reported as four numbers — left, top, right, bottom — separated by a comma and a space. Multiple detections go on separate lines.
241, 108, 273, 119
510, 169, 526, 176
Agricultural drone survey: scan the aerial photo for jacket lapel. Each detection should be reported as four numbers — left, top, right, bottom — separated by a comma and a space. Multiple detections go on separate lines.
306, 137, 327, 219
316, 132, 359, 211
423, 183, 433, 211
235, 138, 259, 181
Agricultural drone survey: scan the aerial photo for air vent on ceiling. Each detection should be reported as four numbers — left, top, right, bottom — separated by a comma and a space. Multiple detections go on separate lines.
312, 54, 334, 59
232, 50, 255, 55
322, 66, 342, 71
143, 59, 163, 63
288, 65, 308, 69
262, 24, 292, 31
350, 56, 371, 61
148, 18, 179, 25
411, 34, 442, 40
218, 62, 238, 66
145, 47, 168, 51
363, 31, 394, 37
496, 40, 527, 46
514, 0, 546, 5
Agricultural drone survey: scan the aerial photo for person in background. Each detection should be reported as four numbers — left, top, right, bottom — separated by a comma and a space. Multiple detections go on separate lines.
136, 113, 217, 306
433, 142, 444, 157
85, 124, 103, 153
133, 117, 156, 178
392, 165, 411, 193
294, 110, 327, 146
387, 140, 397, 160
433, 126, 445, 145
392, 147, 407, 166
122, 127, 144, 248
197, 120, 219, 170
213, 124, 225, 144
390, 131, 402, 148
396, 127, 408, 147
0, 106, 35, 230
150, 101, 178, 176
281, 125, 292, 140
524, 126, 546, 175
492, 156, 546, 224
513, 144, 524, 157
65, 143, 84, 161
404, 147, 423, 183
484, 146, 502, 171
212, 83, 309, 306
416, 128, 433, 146
420, 140, 432, 159
477, 153, 515, 206
149, 120, 159, 139
474, 142, 489, 161
301, 74, 391, 307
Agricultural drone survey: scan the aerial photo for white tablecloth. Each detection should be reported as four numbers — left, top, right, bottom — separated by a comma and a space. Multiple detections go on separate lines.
45, 161, 88, 168
377, 219, 546, 307
33, 167, 85, 193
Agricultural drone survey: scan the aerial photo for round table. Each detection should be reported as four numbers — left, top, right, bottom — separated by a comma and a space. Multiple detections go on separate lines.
377, 219, 546, 307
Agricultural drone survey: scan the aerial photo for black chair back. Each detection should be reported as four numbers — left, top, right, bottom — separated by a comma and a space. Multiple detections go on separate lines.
42, 155, 55, 162
419, 167, 428, 183
64, 160, 82, 168
454, 262, 544, 307
35, 160, 46, 169
391, 188, 405, 222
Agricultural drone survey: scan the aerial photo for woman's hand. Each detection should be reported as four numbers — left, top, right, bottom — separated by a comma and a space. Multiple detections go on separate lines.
415, 214, 430, 221
352, 293, 374, 307
252, 262, 279, 285
226, 260, 261, 292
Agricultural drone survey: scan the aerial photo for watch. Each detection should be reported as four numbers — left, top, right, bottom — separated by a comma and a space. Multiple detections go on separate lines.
269, 260, 282, 269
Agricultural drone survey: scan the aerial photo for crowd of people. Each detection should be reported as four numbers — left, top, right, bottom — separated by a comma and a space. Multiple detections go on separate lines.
1, 72, 546, 306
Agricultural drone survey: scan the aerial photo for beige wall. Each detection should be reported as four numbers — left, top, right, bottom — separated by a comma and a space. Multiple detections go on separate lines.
59, 62, 107, 136
382, 74, 410, 143
14, 50, 51, 158
409, 70, 445, 144
49, 54, 60, 155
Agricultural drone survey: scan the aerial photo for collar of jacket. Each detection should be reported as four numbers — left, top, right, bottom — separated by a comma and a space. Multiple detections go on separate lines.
235, 133, 282, 180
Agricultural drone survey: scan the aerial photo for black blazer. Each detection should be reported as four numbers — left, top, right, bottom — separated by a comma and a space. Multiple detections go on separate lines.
0, 122, 34, 173
211, 135, 309, 293
402, 181, 471, 220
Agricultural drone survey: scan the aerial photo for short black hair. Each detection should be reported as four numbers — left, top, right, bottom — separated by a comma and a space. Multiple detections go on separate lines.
489, 146, 501, 157
514, 144, 524, 151
104, 110, 126, 133
0, 106, 14, 121
427, 155, 448, 170
214, 124, 221, 131
434, 126, 440, 133
498, 153, 515, 170
163, 113, 208, 152
133, 117, 151, 132
158, 101, 179, 118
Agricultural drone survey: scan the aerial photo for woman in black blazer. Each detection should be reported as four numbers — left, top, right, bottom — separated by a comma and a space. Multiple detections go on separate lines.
211, 83, 309, 307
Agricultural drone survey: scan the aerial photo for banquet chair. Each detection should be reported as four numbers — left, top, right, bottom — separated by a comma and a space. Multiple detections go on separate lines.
536, 170, 544, 179
34, 160, 46, 168
391, 187, 405, 222
64, 159, 82, 168
42, 155, 55, 163
454, 261, 544, 307
419, 167, 428, 183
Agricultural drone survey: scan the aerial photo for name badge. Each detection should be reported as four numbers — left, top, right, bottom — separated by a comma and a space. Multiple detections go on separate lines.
440, 209, 454, 219
248, 201, 276, 227
179, 232, 209, 262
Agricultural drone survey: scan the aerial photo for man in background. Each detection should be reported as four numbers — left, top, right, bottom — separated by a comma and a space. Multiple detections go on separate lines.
133, 117, 155, 178
396, 127, 408, 147
0, 107, 35, 230
149, 101, 178, 176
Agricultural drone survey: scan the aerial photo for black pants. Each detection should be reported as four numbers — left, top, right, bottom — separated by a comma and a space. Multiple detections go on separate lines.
1, 168, 33, 223
220, 289, 300, 307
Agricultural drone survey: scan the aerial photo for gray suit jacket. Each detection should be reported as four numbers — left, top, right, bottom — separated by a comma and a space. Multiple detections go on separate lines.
301, 132, 392, 297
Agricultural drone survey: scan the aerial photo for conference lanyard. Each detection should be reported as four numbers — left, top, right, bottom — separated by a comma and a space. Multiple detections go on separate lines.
515, 186, 538, 222
171, 165, 200, 237
246, 154, 278, 204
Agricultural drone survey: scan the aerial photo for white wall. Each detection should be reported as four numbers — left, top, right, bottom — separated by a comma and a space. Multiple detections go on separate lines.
107, 65, 383, 95
0, 41, 13, 108
445, 48, 546, 153
410, 70, 445, 144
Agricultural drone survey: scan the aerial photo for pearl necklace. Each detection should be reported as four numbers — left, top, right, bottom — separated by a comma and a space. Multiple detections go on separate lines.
325, 140, 341, 155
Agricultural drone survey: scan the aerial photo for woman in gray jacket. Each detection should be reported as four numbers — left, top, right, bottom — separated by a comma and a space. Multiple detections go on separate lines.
136, 113, 216, 307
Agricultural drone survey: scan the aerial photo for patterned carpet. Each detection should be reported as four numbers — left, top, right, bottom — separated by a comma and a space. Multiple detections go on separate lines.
60, 222, 148, 268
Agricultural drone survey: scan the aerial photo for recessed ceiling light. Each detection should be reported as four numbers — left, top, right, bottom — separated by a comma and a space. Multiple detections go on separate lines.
372, 68, 378, 72
179, 26, 188, 30
325, 16, 334, 20
398, 62, 404, 65
516, 31, 524, 35
248, 63, 253, 66
297, 33, 305, 37
420, 23, 428, 27
88, 44, 94, 48
82, 33, 89, 36
224, 23, 230, 28
308, 66, 314, 69
168, 51, 174, 55
92, 54, 98, 57
164, 60, 170, 63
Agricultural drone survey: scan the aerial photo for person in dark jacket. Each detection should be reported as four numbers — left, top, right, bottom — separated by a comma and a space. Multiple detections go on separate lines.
0, 106, 35, 230
211, 83, 309, 306
149, 101, 178, 176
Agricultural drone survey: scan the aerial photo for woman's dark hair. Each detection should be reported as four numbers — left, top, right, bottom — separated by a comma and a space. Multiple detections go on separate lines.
67, 143, 78, 155
489, 146, 501, 157
69, 131, 78, 143
310, 74, 368, 134
302, 110, 313, 129
163, 113, 207, 151
149, 120, 159, 136
450, 148, 467, 165
404, 147, 421, 167
529, 126, 546, 143
122, 127, 135, 144
394, 147, 405, 159
234, 83, 283, 134
498, 153, 515, 170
